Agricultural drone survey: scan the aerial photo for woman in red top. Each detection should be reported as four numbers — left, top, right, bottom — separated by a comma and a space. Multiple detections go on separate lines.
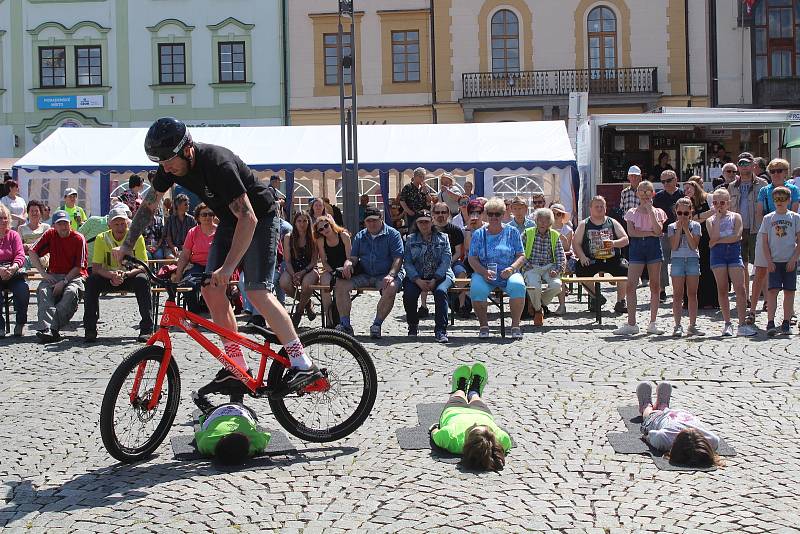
0, 204, 29, 337
172, 203, 217, 312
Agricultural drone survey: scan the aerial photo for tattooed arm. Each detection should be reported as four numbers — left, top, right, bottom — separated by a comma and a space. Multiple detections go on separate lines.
209, 193, 257, 287
112, 187, 164, 263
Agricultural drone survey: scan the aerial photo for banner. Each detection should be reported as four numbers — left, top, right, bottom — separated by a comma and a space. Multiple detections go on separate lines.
37, 95, 104, 110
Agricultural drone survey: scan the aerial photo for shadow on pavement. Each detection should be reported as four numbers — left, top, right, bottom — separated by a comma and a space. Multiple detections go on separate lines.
0, 445, 358, 518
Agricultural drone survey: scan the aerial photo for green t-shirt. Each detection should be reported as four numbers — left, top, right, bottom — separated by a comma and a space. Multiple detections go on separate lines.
63, 205, 88, 230
195, 404, 270, 457
431, 406, 512, 455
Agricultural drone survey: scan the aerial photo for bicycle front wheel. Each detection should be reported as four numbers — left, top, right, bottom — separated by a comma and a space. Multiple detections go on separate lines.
99, 345, 181, 463
268, 328, 377, 442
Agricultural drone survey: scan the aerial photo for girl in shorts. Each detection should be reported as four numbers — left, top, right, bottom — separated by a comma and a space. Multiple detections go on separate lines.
615, 181, 667, 336
668, 197, 702, 337
636, 381, 721, 468
707, 188, 755, 337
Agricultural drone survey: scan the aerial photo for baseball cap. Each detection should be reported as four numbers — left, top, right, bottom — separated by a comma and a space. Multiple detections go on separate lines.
550, 203, 567, 214
364, 206, 382, 220
52, 210, 70, 224
64, 188, 78, 197
510, 196, 527, 207
627, 165, 642, 176
108, 206, 131, 222
467, 199, 484, 213
737, 152, 754, 165
415, 209, 432, 221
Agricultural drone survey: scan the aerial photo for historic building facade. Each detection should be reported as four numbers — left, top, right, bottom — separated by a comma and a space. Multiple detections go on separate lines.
0, 0, 287, 158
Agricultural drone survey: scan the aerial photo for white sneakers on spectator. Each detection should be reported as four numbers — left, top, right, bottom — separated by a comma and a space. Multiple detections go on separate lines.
672, 325, 683, 337
613, 324, 639, 336
722, 322, 734, 337
647, 322, 664, 335
737, 324, 757, 337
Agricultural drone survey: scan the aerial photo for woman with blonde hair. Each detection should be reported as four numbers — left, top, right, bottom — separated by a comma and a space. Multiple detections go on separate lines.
430, 363, 512, 471
314, 214, 351, 325
684, 177, 718, 309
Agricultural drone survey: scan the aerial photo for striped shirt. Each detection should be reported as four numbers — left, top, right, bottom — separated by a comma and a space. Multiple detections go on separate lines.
619, 187, 639, 212
522, 230, 566, 272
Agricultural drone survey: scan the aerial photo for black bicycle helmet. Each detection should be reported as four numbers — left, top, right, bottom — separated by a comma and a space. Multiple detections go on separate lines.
144, 117, 192, 162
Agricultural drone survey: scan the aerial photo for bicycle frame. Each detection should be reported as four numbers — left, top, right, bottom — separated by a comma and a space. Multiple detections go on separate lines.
132, 294, 310, 411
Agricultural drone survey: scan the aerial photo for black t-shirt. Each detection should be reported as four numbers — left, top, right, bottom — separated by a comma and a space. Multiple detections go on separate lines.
653, 188, 683, 230
153, 142, 275, 224
437, 222, 464, 257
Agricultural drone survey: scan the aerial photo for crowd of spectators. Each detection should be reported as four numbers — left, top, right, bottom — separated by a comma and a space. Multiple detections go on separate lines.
2, 155, 799, 344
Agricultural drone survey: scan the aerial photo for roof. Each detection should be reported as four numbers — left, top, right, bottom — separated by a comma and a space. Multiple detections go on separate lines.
592, 107, 800, 129
13, 121, 577, 174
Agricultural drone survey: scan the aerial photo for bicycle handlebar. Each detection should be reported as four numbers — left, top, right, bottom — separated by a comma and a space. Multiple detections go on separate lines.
122, 255, 209, 289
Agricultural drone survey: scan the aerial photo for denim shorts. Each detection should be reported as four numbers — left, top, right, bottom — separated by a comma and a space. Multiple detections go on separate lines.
671, 256, 700, 277
628, 236, 663, 265
710, 242, 744, 269
206, 212, 278, 291
768, 262, 797, 291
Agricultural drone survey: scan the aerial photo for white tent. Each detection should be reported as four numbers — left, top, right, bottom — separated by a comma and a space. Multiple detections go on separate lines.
13, 121, 578, 215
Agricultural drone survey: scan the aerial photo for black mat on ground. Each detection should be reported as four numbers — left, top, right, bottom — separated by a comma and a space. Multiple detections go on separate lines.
170, 409, 297, 461
607, 405, 736, 472
395, 403, 459, 463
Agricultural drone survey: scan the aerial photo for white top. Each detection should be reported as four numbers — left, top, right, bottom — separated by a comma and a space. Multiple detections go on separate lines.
642, 408, 720, 452
18, 222, 51, 245
1, 195, 26, 229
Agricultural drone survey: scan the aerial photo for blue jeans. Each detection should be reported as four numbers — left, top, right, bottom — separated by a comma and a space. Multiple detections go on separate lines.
0, 276, 29, 330
403, 277, 452, 332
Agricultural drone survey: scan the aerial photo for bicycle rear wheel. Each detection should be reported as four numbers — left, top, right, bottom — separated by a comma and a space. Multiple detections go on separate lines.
267, 328, 377, 442
99, 345, 181, 463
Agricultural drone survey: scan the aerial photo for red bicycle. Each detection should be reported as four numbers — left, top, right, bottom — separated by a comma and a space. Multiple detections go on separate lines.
99, 256, 377, 463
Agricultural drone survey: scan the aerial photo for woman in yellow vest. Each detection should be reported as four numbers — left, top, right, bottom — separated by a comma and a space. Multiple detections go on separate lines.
521, 208, 566, 326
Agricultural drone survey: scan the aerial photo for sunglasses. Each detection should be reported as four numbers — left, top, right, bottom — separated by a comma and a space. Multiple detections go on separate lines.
433, 210, 449, 215
712, 200, 728, 205
316, 223, 330, 231
199, 212, 214, 218
773, 195, 790, 202
676, 211, 691, 216
769, 168, 788, 175
486, 211, 503, 217
738, 161, 752, 167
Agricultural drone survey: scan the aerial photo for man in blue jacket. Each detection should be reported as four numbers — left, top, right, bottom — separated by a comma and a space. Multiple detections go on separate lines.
335, 206, 404, 338
402, 209, 454, 342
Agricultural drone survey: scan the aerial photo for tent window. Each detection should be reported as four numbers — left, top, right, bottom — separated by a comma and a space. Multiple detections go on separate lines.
39, 47, 66, 88
76, 46, 102, 87
391, 30, 420, 83
491, 10, 520, 73
324, 33, 352, 85
753, 0, 800, 80
158, 43, 186, 85
219, 41, 246, 83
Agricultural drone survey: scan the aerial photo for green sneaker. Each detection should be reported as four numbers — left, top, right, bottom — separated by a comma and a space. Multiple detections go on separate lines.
451, 365, 471, 393
469, 362, 488, 396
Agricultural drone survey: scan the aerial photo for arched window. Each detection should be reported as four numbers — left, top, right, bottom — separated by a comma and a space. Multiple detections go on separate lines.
587, 6, 617, 82
754, 0, 800, 80
491, 9, 520, 73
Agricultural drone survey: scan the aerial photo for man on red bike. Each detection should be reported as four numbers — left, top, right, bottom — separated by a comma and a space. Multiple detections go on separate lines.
113, 117, 322, 407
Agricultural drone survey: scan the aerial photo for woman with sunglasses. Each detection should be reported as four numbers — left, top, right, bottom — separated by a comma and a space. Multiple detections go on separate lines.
281, 212, 319, 327
467, 197, 526, 339
668, 197, 703, 336
707, 188, 754, 337
684, 177, 718, 310
315, 214, 351, 325
172, 203, 217, 313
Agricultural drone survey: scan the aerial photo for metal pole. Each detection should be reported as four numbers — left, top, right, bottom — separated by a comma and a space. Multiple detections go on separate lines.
338, 0, 359, 234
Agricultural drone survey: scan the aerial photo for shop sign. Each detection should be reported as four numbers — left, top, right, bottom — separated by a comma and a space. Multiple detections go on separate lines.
37, 95, 104, 110
702, 128, 731, 140
786, 112, 800, 122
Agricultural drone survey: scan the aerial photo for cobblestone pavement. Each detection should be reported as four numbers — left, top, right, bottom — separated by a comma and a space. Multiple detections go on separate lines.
1, 284, 799, 533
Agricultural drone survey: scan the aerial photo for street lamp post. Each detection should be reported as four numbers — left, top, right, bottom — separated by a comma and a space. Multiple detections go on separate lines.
338, 0, 359, 234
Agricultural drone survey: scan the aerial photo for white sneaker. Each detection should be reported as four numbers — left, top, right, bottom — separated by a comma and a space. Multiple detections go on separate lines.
647, 322, 665, 335
613, 324, 639, 336
686, 325, 705, 337
672, 325, 683, 337
722, 322, 734, 337
737, 324, 757, 337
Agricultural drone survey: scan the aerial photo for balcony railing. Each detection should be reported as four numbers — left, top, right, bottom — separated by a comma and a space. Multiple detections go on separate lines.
462, 67, 658, 99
